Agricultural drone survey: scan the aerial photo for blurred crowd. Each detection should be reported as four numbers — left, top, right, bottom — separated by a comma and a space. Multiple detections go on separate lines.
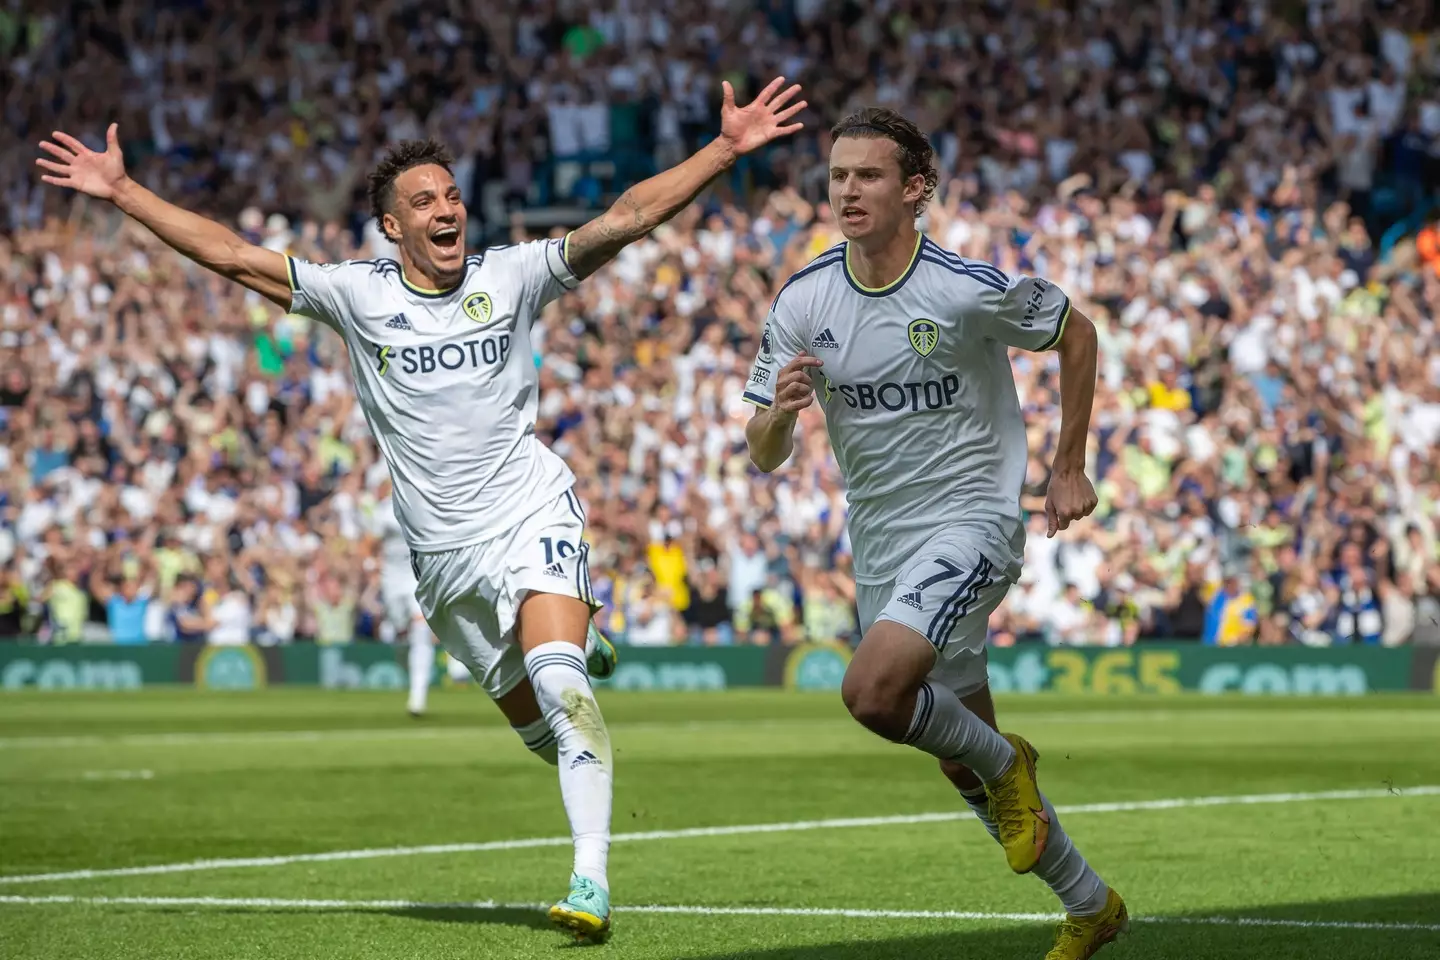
2, 0, 1439, 650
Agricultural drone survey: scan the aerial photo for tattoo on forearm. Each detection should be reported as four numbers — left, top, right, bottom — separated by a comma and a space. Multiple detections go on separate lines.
566, 194, 651, 278
566, 146, 733, 279
616, 194, 647, 233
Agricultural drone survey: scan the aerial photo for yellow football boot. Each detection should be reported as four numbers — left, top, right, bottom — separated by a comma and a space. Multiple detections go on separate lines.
984, 733, 1051, 874
1045, 887, 1130, 959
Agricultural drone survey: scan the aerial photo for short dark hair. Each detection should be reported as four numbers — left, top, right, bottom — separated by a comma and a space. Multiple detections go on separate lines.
367, 138, 456, 240
830, 108, 938, 214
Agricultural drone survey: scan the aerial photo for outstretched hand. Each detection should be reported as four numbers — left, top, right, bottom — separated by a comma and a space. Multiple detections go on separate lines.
719, 77, 807, 156
37, 123, 128, 201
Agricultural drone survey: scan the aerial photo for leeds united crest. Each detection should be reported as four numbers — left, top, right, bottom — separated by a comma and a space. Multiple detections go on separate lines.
907, 318, 939, 357
463, 292, 493, 323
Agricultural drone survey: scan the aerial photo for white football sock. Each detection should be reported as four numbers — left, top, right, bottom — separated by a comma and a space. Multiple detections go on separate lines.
407, 620, 432, 713
903, 681, 1016, 782
524, 641, 612, 891
513, 717, 558, 765
962, 788, 1108, 916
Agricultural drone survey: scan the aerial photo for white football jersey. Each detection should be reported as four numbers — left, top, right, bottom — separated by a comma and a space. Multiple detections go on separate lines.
287, 239, 578, 553
743, 235, 1071, 585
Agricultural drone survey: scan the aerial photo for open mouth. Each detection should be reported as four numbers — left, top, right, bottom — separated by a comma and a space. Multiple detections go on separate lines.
841, 207, 867, 223
430, 226, 461, 252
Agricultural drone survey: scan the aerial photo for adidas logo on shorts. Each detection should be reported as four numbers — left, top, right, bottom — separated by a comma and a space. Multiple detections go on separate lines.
384, 313, 412, 330
570, 750, 602, 770
543, 562, 565, 578
898, 590, 923, 610
811, 327, 841, 349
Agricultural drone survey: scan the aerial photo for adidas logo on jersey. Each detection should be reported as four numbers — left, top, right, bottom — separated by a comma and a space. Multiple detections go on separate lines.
898, 590, 923, 610
811, 327, 841, 349
543, 562, 566, 578
570, 750, 603, 770
384, 313, 412, 331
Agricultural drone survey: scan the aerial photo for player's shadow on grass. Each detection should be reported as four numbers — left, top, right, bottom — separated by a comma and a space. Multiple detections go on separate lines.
672, 892, 1440, 960
189, 904, 557, 931
379, 904, 555, 931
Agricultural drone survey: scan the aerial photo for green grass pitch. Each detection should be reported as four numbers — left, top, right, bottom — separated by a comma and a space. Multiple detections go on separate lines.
1, 688, 1438, 959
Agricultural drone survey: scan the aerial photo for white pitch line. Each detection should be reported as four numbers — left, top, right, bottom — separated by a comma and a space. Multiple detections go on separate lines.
8, 707, 1366, 751
1138, 914, 1440, 933
80, 770, 154, 781
0, 896, 1436, 933
0, 722, 823, 750
1049, 785, 1440, 815
2, 785, 1436, 888
0, 713, 1155, 751
0, 728, 483, 750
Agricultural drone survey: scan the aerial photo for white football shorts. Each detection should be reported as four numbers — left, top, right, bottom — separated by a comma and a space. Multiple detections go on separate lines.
855, 528, 1012, 699
411, 488, 598, 699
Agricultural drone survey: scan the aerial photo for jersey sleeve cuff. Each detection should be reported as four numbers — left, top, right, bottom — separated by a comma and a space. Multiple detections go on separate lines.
1037, 297, 1071, 352
549, 236, 580, 290
742, 391, 774, 409
285, 255, 317, 319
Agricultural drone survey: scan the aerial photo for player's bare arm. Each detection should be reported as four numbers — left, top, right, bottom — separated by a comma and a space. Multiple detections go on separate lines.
564, 77, 806, 280
745, 354, 823, 473
36, 124, 292, 308
1045, 305, 1099, 538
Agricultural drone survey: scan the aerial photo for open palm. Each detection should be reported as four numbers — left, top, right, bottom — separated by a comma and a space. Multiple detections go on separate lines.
719, 77, 807, 156
36, 123, 127, 201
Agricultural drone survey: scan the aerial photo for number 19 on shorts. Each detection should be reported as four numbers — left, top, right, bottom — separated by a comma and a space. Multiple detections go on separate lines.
540, 537, 577, 564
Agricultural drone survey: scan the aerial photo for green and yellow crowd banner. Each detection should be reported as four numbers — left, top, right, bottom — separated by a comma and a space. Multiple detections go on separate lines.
0, 642, 1435, 695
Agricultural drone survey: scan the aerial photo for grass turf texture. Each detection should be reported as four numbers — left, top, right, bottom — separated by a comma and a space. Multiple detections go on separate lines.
1, 689, 1438, 959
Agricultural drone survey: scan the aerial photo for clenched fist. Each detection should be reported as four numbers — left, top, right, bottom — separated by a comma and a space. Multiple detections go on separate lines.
774, 354, 824, 417
1045, 467, 1099, 538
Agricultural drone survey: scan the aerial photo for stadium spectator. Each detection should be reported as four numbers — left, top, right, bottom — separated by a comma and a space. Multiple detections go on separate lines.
682, 561, 735, 646
1, 0, 1437, 652
1203, 573, 1260, 647
87, 563, 153, 646
0, 565, 31, 639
